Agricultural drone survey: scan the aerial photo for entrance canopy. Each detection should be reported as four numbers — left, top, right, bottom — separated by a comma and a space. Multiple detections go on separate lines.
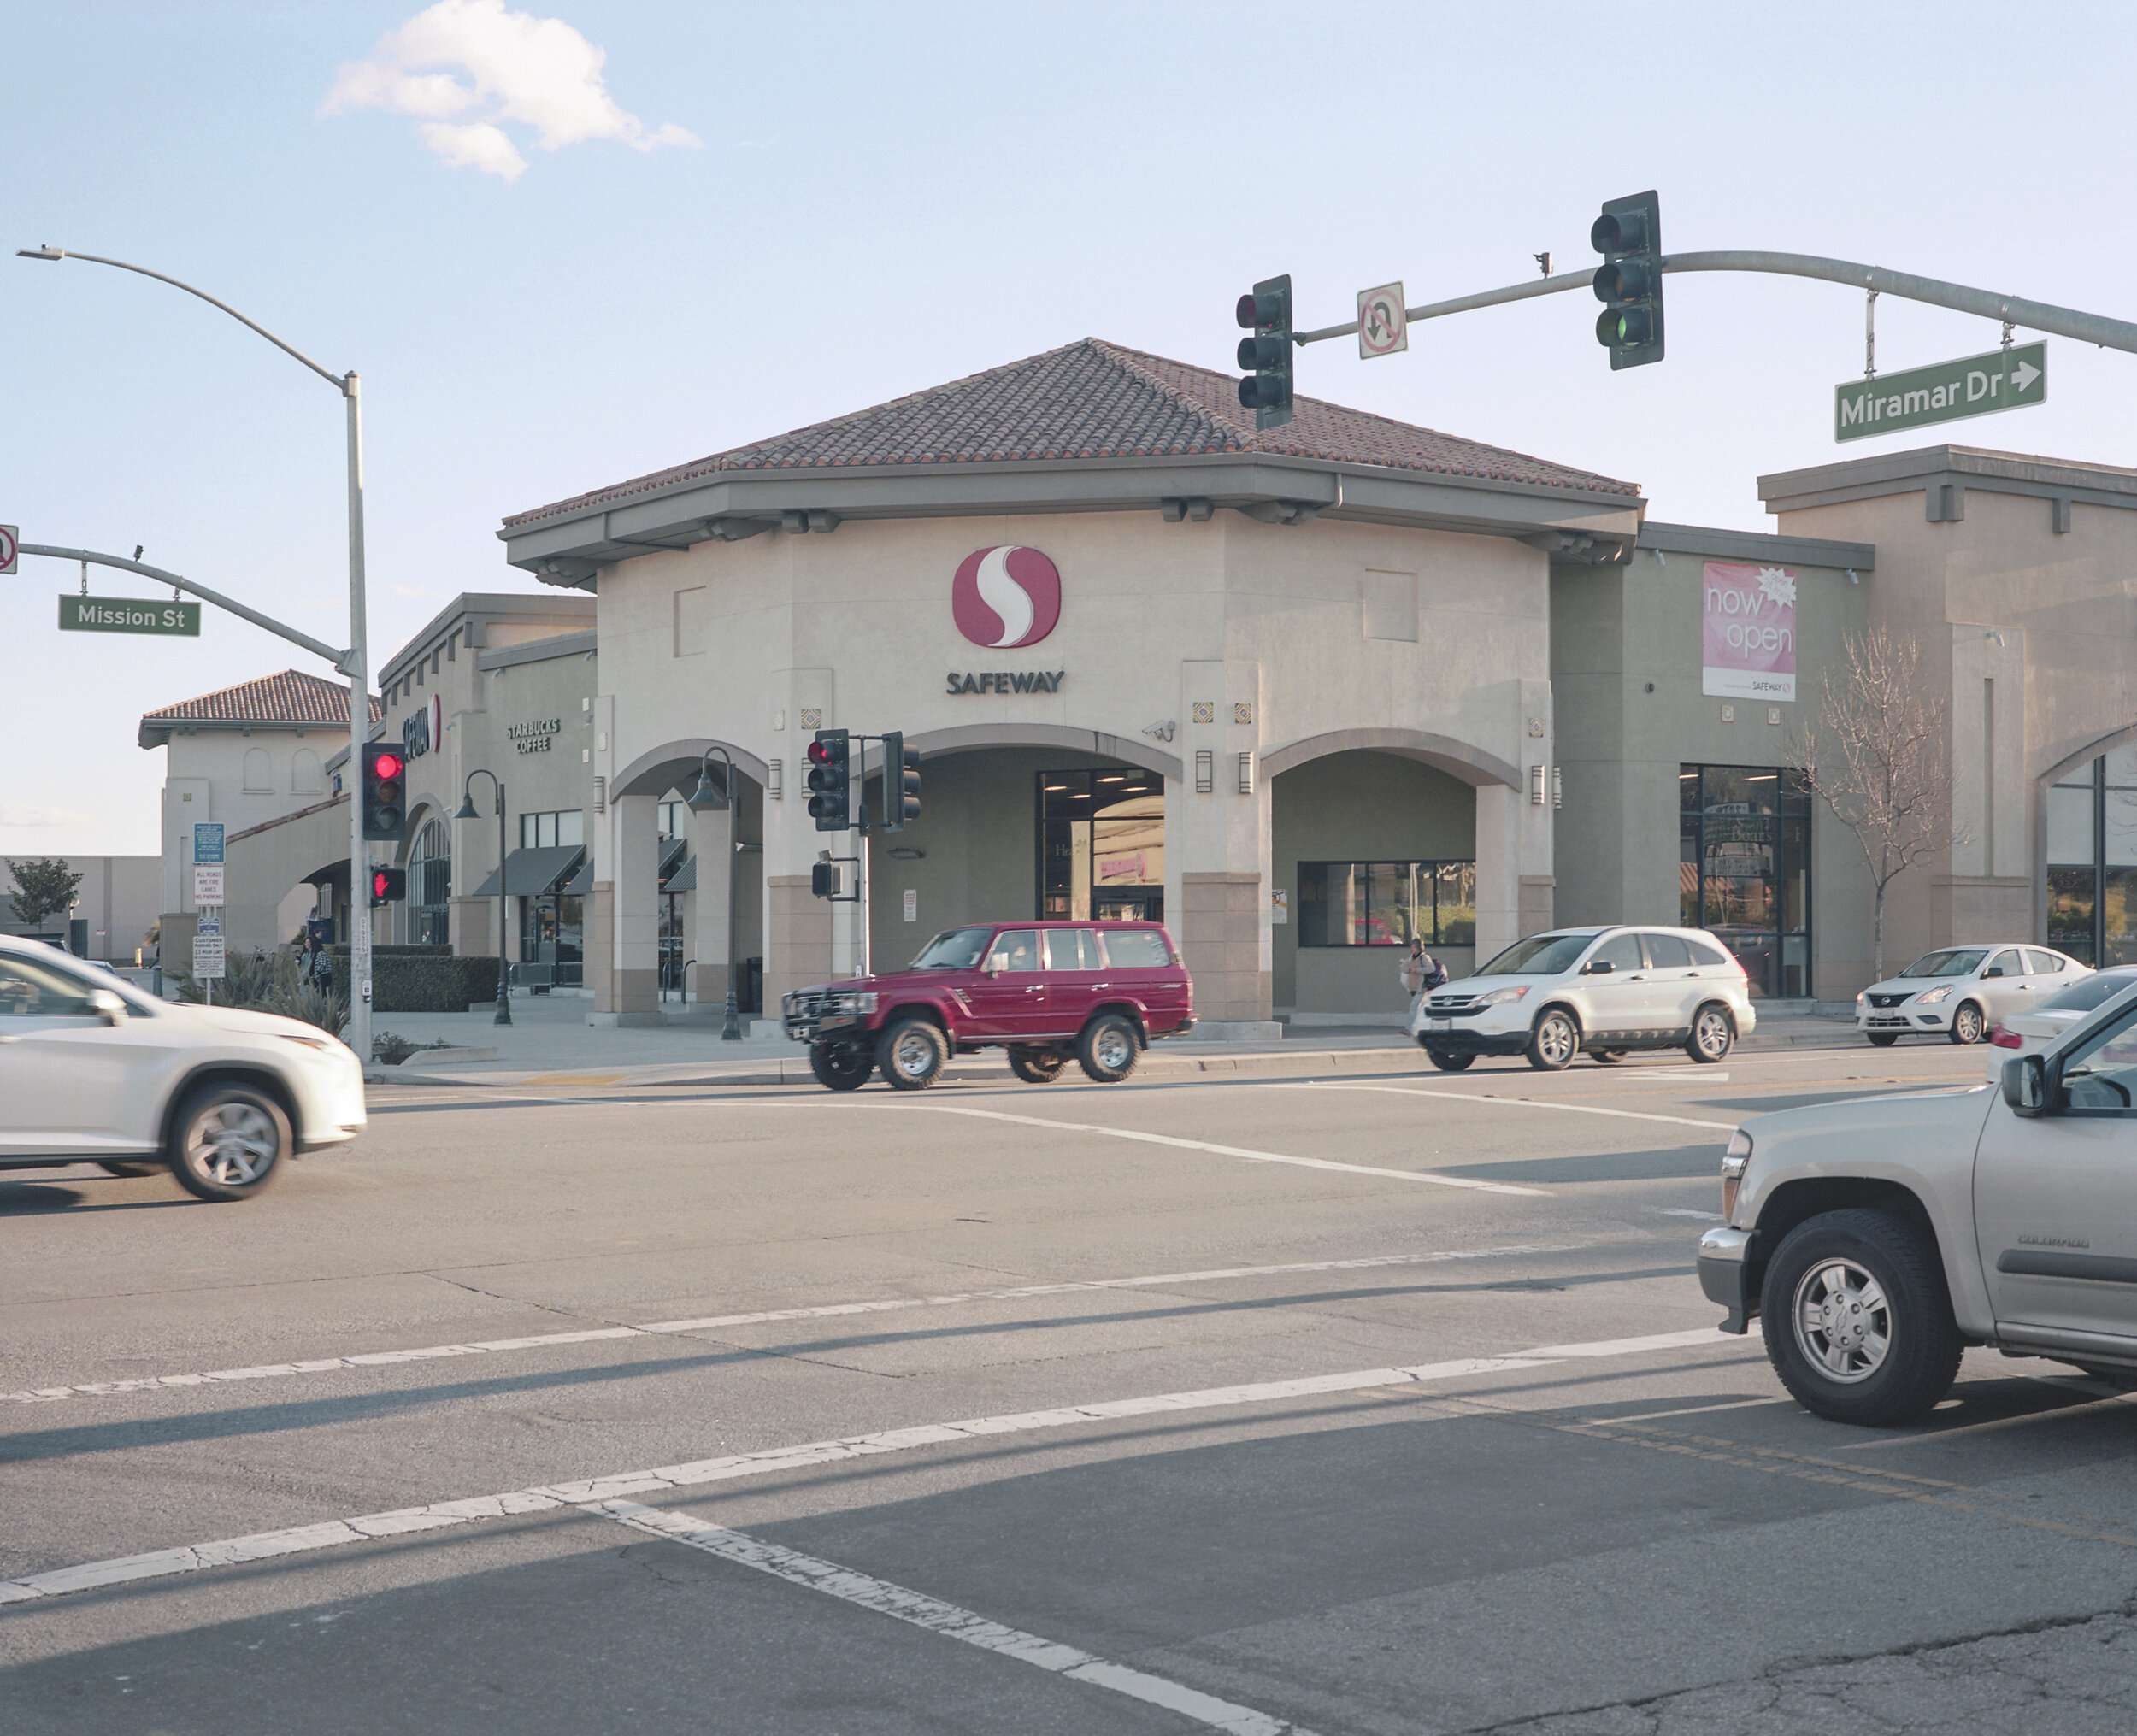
469, 846, 584, 898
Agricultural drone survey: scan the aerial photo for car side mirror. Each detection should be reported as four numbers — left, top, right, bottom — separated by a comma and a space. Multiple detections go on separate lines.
2004, 1053, 2052, 1117
1984, 966, 2005, 979
1582, 960, 1613, 975
85, 987, 127, 1027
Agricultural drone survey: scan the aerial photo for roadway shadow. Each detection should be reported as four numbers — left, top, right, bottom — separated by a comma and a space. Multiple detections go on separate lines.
0, 1180, 192, 1216
1431, 1145, 1722, 1184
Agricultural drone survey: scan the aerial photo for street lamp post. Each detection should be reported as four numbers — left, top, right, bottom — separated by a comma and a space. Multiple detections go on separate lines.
686, 748, 744, 1040
17, 245, 378, 1067
454, 771, 513, 1027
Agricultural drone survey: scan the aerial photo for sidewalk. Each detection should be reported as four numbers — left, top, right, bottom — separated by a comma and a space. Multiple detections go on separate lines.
367, 992, 1859, 1089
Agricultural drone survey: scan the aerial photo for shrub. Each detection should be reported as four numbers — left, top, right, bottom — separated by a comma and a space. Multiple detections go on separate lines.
325, 950, 501, 1013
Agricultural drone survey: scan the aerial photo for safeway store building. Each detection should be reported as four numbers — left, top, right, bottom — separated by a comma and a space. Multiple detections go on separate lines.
491, 338, 1881, 1031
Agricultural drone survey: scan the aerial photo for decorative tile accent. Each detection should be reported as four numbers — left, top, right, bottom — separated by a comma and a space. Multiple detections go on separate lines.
799, 708, 821, 729
1192, 702, 1215, 725
1720, 703, 1736, 723
1233, 702, 1254, 726
1527, 717, 1545, 738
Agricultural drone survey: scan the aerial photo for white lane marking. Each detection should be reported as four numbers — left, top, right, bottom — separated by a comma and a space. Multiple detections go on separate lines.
1269, 1081, 1738, 1133
1657, 1209, 1724, 1221
0, 1325, 1747, 1604
1634, 1068, 1729, 1081
1, 1242, 1592, 1405
598, 1502, 1313, 1736
896, 1103, 1550, 1196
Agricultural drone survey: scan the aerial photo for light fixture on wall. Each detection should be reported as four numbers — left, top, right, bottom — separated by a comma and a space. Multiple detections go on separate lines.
1551, 767, 1563, 809
1194, 750, 1214, 794
768, 758, 783, 799
1529, 764, 1546, 806
1237, 751, 1255, 796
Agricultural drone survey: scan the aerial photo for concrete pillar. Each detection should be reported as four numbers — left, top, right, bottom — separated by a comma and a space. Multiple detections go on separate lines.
761, 672, 835, 1018
765, 875, 830, 1014
686, 801, 733, 1005
1171, 659, 1275, 1034
449, 895, 494, 957
606, 791, 661, 1022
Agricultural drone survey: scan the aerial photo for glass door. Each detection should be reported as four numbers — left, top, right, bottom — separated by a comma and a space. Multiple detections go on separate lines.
1680, 765, 1812, 998
1040, 769, 1164, 924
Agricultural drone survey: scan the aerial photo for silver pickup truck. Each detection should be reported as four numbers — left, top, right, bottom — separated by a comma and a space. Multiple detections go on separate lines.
1699, 979, 2137, 1426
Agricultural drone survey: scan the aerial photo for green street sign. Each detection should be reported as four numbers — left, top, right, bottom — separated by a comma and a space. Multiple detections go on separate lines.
1834, 342, 2045, 443
58, 595, 202, 636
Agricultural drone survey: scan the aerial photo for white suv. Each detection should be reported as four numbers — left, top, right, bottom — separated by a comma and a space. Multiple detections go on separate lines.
0, 936, 366, 1200
1411, 926, 1757, 1072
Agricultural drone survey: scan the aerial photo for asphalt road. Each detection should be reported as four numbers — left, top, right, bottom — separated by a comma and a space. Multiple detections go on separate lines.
6, 1039, 2136, 1734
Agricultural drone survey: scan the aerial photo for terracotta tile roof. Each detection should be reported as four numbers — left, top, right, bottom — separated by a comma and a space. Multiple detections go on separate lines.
504, 338, 1639, 527
141, 670, 380, 731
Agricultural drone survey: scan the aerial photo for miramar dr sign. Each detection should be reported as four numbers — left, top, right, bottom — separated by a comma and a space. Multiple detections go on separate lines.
1834, 343, 2045, 444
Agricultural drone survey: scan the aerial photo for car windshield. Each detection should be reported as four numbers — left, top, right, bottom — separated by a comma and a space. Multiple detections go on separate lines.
1476, 933, 1597, 976
909, 927, 992, 970
2041, 972, 2137, 1015
1899, 949, 1987, 979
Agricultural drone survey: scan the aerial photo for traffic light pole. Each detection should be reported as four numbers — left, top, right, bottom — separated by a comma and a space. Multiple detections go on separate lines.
1292, 250, 2137, 357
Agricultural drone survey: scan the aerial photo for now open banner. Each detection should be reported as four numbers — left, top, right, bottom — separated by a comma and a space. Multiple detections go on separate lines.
1701, 561, 1796, 702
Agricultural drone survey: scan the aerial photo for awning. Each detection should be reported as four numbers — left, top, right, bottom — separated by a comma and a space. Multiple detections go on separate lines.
468, 845, 585, 898
560, 856, 594, 897
663, 854, 698, 892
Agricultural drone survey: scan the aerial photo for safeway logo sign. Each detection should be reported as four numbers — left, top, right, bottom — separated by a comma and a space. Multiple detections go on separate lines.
951, 546, 1061, 649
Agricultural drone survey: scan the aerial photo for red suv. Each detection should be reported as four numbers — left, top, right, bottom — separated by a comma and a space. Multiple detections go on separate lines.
783, 921, 1195, 1091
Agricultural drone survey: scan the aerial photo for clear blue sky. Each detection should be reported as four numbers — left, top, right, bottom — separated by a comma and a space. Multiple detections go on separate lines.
6, 0, 2134, 856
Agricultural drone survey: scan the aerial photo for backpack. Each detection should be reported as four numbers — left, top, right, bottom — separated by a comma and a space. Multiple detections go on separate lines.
1422, 954, 1447, 990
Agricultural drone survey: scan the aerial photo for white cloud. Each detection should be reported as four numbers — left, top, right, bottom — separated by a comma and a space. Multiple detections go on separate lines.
2, 804, 93, 828
324, 0, 698, 181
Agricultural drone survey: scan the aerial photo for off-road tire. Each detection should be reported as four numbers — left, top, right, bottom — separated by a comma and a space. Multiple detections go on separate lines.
1008, 1047, 1067, 1084
1760, 1207, 1963, 1427
1949, 1002, 1987, 1045
878, 1018, 949, 1091
1865, 1033, 1900, 1048
1525, 1007, 1580, 1072
1423, 1049, 1476, 1072
809, 1042, 874, 1092
1077, 1014, 1140, 1084
168, 1082, 290, 1202
1687, 1003, 1734, 1064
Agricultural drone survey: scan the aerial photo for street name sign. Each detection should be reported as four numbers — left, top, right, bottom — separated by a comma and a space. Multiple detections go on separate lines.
59, 595, 201, 636
192, 864, 225, 906
1357, 283, 1408, 359
193, 822, 224, 864
192, 933, 226, 980
1834, 342, 2045, 443
0, 525, 17, 574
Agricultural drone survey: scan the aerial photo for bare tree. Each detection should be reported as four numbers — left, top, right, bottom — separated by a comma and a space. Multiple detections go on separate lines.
1789, 627, 1967, 982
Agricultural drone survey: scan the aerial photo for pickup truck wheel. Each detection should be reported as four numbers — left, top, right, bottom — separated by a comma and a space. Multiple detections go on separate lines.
1760, 1208, 1962, 1426
1865, 1033, 1899, 1047
1686, 1003, 1734, 1063
1077, 1014, 1140, 1084
1423, 1049, 1475, 1072
1949, 1002, 1987, 1045
169, 1083, 289, 1202
809, 1042, 874, 1091
1525, 1008, 1579, 1071
879, 1019, 949, 1091
1008, 1047, 1066, 1084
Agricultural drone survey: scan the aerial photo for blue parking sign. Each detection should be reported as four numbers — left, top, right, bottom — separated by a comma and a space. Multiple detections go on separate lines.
194, 822, 225, 864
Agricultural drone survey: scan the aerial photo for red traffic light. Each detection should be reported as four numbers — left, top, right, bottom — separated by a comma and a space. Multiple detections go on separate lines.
806, 739, 833, 766
374, 751, 404, 780
372, 870, 391, 897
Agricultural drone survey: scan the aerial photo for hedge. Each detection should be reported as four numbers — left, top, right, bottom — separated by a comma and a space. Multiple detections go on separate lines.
325, 948, 501, 1012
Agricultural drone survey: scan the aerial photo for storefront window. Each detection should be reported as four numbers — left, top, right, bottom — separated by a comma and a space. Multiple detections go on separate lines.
1295, 861, 1476, 947
519, 809, 586, 850
1039, 769, 1164, 922
1679, 764, 1812, 997
520, 893, 584, 988
407, 818, 450, 946
2046, 752, 2137, 965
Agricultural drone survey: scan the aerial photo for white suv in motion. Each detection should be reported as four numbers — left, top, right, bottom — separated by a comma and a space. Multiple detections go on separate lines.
1411, 925, 1757, 1072
0, 936, 366, 1200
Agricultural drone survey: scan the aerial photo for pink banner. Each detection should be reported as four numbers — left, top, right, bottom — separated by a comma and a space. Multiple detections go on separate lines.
1701, 560, 1796, 701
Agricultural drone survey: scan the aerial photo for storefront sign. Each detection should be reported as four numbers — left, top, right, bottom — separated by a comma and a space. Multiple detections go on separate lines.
508, 717, 562, 754
946, 670, 1064, 695
952, 546, 1061, 649
403, 693, 442, 759
1701, 562, 1796, 702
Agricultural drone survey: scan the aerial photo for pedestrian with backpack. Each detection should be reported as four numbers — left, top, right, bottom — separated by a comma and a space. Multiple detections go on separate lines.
1401, 936, 1445, 1021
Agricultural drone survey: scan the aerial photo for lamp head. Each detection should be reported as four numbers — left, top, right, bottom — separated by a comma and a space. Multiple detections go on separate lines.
16, 246, 64, 261
453, 794, 480, 821
686, 765, 727, 811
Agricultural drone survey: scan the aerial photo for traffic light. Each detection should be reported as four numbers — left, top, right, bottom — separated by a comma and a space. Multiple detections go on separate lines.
811, 859, 839, 898
880, 731, 921, 832
1592, 191, 1663, 368
805, 728, 851, 832
1234, 274, 1293, 430
368, 866, 406, 907
361, 743, 408, 842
